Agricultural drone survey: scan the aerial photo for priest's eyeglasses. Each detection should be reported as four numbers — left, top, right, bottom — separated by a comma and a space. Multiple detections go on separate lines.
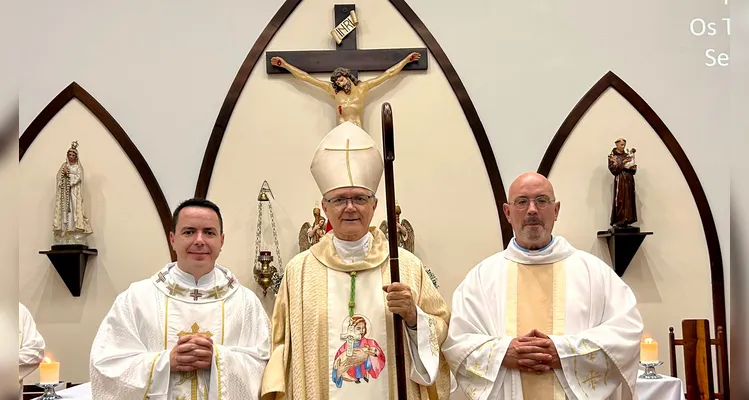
324, 195, 375, 208
510, 196, 554, 210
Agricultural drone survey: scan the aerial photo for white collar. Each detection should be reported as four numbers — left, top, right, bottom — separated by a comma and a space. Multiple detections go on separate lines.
504, 235, 576, 265
333, 232, 373, 264
171, 264, 217, 289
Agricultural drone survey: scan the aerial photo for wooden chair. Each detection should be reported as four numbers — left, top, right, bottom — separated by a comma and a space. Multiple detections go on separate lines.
668, 319, 729, 400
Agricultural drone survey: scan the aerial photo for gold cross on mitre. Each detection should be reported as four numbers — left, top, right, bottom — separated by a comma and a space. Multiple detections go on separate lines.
310, 122, 383, 195
324, 137, 373, 152
324, 138, 373, 186
177, 322, 213, 338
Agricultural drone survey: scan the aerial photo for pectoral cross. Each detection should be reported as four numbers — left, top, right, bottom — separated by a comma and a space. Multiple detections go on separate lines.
340, 325, 362, 357
266, 4, 427, 79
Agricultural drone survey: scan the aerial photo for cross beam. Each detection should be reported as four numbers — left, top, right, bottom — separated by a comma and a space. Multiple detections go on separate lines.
265, 4, 428, 77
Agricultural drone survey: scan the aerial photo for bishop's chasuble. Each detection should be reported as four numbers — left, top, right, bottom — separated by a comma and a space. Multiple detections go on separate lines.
443, 236, 643, 400
90, 263, 271, 400
261, 228, 452, 400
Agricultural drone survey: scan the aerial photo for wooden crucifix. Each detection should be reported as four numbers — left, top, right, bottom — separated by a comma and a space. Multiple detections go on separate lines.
265, 4, 428, 128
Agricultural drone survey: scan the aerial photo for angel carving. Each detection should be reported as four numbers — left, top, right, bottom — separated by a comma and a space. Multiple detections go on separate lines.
378, 202, 414, 253
299, 207, 326, 252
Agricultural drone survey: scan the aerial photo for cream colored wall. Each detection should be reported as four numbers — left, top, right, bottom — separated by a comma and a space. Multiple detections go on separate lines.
548, 88, 713, 375
14, 0, 733, 395
18, 100, 172, 383
207, 0, 503, 316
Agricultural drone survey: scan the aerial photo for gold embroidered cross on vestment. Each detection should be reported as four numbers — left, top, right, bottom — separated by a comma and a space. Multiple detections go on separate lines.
176, 323, 213, 399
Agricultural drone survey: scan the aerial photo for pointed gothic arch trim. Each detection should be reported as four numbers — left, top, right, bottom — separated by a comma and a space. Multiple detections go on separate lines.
19, 81, 176, 261
537, 71, 727, 337
194, 0, 513, 247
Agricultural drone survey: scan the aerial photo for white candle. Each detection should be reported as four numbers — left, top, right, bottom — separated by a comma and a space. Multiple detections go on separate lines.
39, 356, 59, 384
640, 337, 658, 363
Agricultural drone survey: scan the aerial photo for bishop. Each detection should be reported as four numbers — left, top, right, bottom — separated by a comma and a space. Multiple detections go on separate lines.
261, 122, 452, 399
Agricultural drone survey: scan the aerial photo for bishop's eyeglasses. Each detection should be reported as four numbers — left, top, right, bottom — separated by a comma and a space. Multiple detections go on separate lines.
324, 195, 375, 208
509, 195, 554, 210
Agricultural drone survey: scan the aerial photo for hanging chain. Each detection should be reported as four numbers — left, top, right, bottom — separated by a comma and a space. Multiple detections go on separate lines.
254, 181, 284, 294
268, 204, 283, 275
254, 201, 263, 271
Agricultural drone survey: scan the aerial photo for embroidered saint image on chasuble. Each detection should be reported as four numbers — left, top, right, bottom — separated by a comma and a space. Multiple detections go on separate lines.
332, 314, 386, 387
328, 266, 391, 399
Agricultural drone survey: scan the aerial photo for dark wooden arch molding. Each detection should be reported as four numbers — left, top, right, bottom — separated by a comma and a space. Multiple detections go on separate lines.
537, 70, 727, 337
194, 0, 513, 247
20, 82, 176, 261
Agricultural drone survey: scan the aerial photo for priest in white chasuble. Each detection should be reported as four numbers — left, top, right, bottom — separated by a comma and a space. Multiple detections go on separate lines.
443, 172, 644, 400
90, 198, 271, 400
261, 122, 451, 400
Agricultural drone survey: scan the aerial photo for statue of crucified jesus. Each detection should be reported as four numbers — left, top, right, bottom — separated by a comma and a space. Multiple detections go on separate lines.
270, 52, 421, 127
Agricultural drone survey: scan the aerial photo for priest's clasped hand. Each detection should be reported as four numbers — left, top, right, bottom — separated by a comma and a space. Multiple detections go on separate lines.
170, 333, 214, 372
382, 283, 417, 328
502, 329, 561, 374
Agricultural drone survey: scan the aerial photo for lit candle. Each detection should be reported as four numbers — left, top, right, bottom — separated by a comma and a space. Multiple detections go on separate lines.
640, 337, 658, 363
39, 356, 59, 384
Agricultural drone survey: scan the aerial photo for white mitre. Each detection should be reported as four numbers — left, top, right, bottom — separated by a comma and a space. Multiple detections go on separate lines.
310, 122, 384, 195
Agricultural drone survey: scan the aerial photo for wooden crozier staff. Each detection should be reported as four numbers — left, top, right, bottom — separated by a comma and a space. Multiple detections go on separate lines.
381, 102, 407, 399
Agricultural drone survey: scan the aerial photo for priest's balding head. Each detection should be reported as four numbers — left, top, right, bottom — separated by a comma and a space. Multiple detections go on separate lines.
503, 172, 560, 250
310, 122, 383, 242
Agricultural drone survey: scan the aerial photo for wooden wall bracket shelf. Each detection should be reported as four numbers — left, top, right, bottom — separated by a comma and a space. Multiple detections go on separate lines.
39, 245, 97, 297
596, 228, 652, 277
